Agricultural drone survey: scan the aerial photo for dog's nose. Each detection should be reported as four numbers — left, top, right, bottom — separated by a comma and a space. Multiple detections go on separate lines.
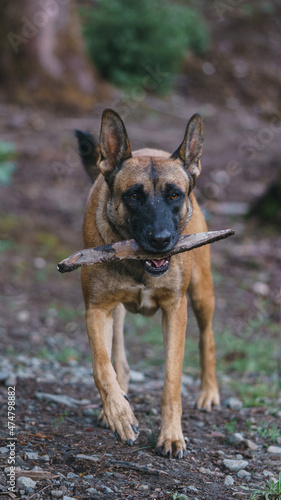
148, 230, 172, 250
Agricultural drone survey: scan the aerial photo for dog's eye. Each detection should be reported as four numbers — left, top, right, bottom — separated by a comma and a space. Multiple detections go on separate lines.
129, 193, 138, 200
170, 193, 179, 200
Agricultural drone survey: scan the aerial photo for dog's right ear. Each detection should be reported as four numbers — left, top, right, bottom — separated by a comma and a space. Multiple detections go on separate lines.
98, 109, 132, 178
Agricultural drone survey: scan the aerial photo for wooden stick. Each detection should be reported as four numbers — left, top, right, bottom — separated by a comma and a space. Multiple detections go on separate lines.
57, 229, 234, 273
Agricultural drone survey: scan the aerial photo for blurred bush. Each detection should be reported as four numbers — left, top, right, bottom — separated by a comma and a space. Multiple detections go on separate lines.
0, 141, 16, 186
80, 0, 209, 92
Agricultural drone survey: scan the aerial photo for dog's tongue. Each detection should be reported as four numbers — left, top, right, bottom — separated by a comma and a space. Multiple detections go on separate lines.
151, 259, 166, 268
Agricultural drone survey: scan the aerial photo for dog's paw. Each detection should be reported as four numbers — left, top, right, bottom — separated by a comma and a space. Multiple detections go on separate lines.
156, 429, 186, 459
196, 386, 220, 412
103, 392, 139, 445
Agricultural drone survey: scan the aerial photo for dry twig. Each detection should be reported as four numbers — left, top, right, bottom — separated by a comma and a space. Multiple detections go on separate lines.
57, 229, 234, 273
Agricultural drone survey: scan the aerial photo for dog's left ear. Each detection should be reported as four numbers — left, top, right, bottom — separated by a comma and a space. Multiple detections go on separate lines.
171, 113, 203, 185
98, 108, 132, 178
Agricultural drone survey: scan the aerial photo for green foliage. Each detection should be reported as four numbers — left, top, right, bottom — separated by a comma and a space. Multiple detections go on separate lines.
37, 346, 81, 363
0, 140, 16, 186
225, 418, 237, 434
0, 240, 13, 253
173, 493, 189, 500
81, 0, 209, 92
217, 321, 278, 375
251, 473, 281, 500
256, 421, 281, 444
231, 381, 278, 408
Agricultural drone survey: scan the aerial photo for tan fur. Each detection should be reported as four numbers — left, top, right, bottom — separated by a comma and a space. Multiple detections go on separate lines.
81, 113, 219, 458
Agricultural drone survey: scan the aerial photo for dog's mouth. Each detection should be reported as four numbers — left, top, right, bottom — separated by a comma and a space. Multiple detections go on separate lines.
141, 257, 170, 276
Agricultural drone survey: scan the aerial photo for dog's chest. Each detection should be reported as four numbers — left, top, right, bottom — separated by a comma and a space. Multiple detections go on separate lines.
123, 286, 158, 316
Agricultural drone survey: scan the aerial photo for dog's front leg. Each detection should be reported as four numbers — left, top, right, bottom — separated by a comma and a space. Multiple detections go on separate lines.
86, 306, 139, 445
157, 295, 187, 459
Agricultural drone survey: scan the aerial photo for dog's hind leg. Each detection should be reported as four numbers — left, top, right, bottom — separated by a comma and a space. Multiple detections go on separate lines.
188, 245, 220, 412
112, 304, 130, 394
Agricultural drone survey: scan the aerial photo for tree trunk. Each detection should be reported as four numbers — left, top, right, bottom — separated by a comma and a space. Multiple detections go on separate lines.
0, 0, 108, 111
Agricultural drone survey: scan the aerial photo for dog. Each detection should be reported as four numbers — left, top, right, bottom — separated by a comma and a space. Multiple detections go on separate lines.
75, 109, 220, 459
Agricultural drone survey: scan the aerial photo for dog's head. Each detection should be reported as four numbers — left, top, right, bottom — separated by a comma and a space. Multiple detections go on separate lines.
95, 109, 203, 276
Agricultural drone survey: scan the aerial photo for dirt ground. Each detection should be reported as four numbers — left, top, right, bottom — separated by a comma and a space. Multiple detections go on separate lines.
1, 3, 281, 499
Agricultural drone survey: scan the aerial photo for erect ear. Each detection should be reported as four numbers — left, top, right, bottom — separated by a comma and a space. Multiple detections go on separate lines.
171, 113, 203, 187
98, 108, 132, 178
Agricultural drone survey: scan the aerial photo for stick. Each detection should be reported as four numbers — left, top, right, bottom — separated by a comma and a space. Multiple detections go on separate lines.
57, 229, 234, 273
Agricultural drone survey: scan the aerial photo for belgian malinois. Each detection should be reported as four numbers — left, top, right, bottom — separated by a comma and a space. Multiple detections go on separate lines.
76, 109, 219, 459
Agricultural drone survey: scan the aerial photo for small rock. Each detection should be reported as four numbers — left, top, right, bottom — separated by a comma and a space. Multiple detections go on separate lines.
83, 474, 94, 480
66, 472, 79, 479
83, 408, 96, 417
138, 484, 150, 491
86, 488, 99, 495
192, 438, 202, 445
40, 455, 50, 462
130, 369, 145, 382
100, 485, 114, 493
51, 491, 63, 498
182, 374, 194, 385
0, 447, 9, 454
223, 459, 249, 472
34, 257, 46, 269
181, 385, 189, 397
36, 392, 90, 407
63, 497, 77, 500
187, 485, 199, 493
237, 470, 251, 479
76, 454, 100, 462
229, 433, 244, 444
25, 451, 39, 460
235, 454, 244, 460
277, 437, 281, 445
194, 421, 205, 428
224, 397, 243, 410
17, 310, 30, 323
252, 282, 269, 296
224, 475, 234, 486
245, 439, 258, 451
32, 466, 43, 471
263, 470, 274, 478
0, 371, 9, 382
267, 445, 281, 455
17, 476, 37, 493
5, 373, 17, 387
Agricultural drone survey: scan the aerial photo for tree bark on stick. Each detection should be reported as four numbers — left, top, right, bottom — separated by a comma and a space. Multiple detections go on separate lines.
57, 229, 235, 273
